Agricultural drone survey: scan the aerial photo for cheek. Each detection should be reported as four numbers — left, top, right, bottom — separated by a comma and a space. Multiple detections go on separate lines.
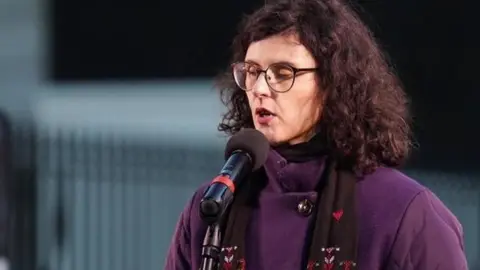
282, 93, 321, 123
306, 99, 322, 121
301, 86, 323, 119
246, 93, 255, 109
306, 100, 322, 126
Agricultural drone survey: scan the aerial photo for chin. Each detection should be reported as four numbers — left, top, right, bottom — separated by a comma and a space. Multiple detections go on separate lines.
254, 126, 311, 146
254, 127, 287, 145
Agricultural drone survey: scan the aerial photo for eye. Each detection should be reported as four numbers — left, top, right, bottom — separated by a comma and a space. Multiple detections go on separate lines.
245, 65, 260, 76
277, 68, 293, 78
269, 64, 294, 80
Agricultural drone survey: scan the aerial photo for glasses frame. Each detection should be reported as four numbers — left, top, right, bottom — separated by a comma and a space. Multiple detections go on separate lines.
232, 62, 318, 93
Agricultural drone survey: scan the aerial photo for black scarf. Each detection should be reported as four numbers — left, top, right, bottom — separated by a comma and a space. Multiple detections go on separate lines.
219, 135, 358, 270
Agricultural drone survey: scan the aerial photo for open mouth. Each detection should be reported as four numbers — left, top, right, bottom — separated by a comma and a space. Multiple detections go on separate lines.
256, 108, 275, 117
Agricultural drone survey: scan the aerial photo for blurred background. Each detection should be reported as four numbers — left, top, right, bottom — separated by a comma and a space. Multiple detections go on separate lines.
0, 0, 478, 269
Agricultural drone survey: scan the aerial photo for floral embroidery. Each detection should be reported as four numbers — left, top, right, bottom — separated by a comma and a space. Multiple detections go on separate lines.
306, 260, 321, 270
237, 258, 246, 270
221, 246, 245, 270
321, 247, 340, 270
340, 260, 356, 270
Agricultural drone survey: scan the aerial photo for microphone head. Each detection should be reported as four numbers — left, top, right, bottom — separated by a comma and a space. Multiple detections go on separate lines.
225, 128, 270, 170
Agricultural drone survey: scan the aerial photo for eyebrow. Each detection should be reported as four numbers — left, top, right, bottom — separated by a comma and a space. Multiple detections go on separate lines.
244, 59, 299, 68
275, 60, 299, 67
244, 59, 261, 66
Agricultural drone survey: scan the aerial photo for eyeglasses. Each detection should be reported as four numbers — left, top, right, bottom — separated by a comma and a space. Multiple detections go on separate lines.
232, 62, 318, 93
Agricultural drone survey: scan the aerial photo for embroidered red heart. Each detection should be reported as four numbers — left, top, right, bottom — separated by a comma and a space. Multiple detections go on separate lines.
333, 209, 344, 221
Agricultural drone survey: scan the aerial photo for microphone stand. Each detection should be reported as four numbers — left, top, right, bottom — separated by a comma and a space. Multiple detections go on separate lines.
200, 223, 222, 270
199, 150, 254, 270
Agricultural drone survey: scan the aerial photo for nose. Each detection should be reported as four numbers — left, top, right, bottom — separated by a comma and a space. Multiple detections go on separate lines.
252, 73, 271, 97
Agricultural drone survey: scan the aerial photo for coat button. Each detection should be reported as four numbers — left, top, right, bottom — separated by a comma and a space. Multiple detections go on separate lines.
278, 159, 287, 167
297, 199, 314, 216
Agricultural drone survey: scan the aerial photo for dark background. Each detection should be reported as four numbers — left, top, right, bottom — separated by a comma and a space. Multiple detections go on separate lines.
49, 0, 479, 172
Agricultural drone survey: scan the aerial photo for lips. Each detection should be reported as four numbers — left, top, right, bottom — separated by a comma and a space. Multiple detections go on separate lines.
255, 107, 275, 117
255, 107, 276, 125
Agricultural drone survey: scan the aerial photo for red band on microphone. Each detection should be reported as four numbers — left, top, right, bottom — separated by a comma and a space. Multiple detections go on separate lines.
211, 175, 235, 193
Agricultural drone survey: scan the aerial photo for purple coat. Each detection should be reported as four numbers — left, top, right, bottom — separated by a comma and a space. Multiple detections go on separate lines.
165, 150, 468, 269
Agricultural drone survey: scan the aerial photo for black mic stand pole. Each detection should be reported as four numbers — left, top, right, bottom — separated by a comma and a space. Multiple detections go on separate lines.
200, 223, 222, 270
199, 151, 253, 270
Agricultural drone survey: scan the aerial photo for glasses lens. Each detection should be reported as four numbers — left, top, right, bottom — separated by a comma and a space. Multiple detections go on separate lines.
233, 62, 258, 91
265, 63, 295, 92
232, 62, 295, 92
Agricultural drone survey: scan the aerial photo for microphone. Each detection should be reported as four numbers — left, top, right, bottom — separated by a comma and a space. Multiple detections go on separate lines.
199, 128, 269, 225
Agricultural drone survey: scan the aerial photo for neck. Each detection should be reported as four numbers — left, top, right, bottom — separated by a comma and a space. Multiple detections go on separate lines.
285, 129, 316, 145
273, 133, 327, 163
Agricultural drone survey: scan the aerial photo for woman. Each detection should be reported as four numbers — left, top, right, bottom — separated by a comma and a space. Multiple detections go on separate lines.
165, 0, 468, 269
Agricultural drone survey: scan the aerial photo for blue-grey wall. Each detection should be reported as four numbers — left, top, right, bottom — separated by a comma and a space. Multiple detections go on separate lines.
31, 131, 479, 270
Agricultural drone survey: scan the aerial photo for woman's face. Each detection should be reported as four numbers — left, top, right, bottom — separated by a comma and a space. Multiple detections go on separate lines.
244, 34, 323, 145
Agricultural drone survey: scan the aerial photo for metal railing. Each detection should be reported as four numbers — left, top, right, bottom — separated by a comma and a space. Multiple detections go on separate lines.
3, 122, 480, 270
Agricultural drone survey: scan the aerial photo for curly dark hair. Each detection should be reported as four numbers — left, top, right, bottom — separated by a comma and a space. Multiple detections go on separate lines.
216, 0, 411, 174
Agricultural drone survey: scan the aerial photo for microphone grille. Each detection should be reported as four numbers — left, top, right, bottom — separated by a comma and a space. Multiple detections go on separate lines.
225, 128, 270, 170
